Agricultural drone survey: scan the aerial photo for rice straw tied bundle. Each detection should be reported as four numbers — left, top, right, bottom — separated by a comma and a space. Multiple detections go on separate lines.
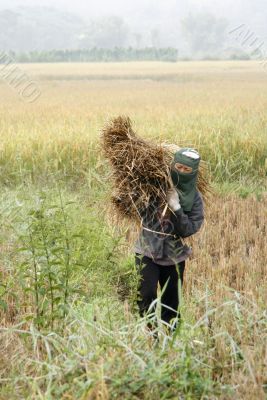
101, 116, 210, 226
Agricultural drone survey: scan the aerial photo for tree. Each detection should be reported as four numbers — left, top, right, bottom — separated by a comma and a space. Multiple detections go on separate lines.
150, 28, 161, 47
78, 16, 129, 49
181, 12, 228, 57
133, 33, 143, 48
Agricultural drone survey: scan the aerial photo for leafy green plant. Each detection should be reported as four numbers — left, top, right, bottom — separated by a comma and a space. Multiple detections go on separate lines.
14, 188, 86, 331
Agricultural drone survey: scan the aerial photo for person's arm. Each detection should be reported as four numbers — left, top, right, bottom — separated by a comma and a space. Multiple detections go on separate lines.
168, 190, 204, 238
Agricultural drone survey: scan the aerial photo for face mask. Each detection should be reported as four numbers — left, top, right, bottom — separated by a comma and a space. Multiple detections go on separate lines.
170, 148, 200, 212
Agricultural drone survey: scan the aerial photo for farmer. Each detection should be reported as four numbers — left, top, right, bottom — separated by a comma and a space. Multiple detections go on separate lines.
135, 147, 204, 331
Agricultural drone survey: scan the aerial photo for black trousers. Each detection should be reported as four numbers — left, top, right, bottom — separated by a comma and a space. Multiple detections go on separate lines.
135, 254, 185, 325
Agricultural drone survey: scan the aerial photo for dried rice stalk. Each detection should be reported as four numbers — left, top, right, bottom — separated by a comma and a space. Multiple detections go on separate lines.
101, 116, 211, 226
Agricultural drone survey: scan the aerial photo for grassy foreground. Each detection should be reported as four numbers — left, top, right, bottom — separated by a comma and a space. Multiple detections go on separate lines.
0, 61, 266, 399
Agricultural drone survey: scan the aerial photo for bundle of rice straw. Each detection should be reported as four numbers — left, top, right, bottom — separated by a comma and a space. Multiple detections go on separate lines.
101, 116, 210, 226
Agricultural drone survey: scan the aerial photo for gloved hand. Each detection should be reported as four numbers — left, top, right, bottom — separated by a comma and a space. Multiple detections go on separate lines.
167, 188, 181, 212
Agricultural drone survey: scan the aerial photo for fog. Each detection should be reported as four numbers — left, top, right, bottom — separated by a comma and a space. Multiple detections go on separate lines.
0, 0, 266, 56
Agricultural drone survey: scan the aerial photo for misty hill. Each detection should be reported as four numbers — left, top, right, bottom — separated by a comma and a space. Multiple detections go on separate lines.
0, 6, 147, 51
0, 6, 180, 52
0, 6, 85, 52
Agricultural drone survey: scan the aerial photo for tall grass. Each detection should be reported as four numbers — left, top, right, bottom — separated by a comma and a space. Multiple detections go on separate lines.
0, 112, 266, 187
0, 61, 266, 188
0, 182, 266, 399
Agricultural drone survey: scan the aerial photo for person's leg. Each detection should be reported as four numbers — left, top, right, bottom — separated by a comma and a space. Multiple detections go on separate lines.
158, 261, 186, 325
135, 254, 160, 321
177, 260, 185, 286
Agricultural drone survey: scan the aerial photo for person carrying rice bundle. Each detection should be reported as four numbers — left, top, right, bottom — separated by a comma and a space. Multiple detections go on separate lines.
134, 147, 204, 332
101, 117, 207, 334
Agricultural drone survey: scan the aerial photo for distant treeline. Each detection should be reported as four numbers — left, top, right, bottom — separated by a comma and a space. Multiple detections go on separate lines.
5, 48, 179, 63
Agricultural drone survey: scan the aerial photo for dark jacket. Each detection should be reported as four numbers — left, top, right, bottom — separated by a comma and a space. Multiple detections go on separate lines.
134, 190, 204, 265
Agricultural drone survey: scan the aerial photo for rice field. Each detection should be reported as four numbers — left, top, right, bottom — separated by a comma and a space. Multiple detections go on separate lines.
0, 61, 266, 399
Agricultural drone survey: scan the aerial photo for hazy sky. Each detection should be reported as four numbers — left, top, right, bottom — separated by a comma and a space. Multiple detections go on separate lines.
0, 0, 265, 24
